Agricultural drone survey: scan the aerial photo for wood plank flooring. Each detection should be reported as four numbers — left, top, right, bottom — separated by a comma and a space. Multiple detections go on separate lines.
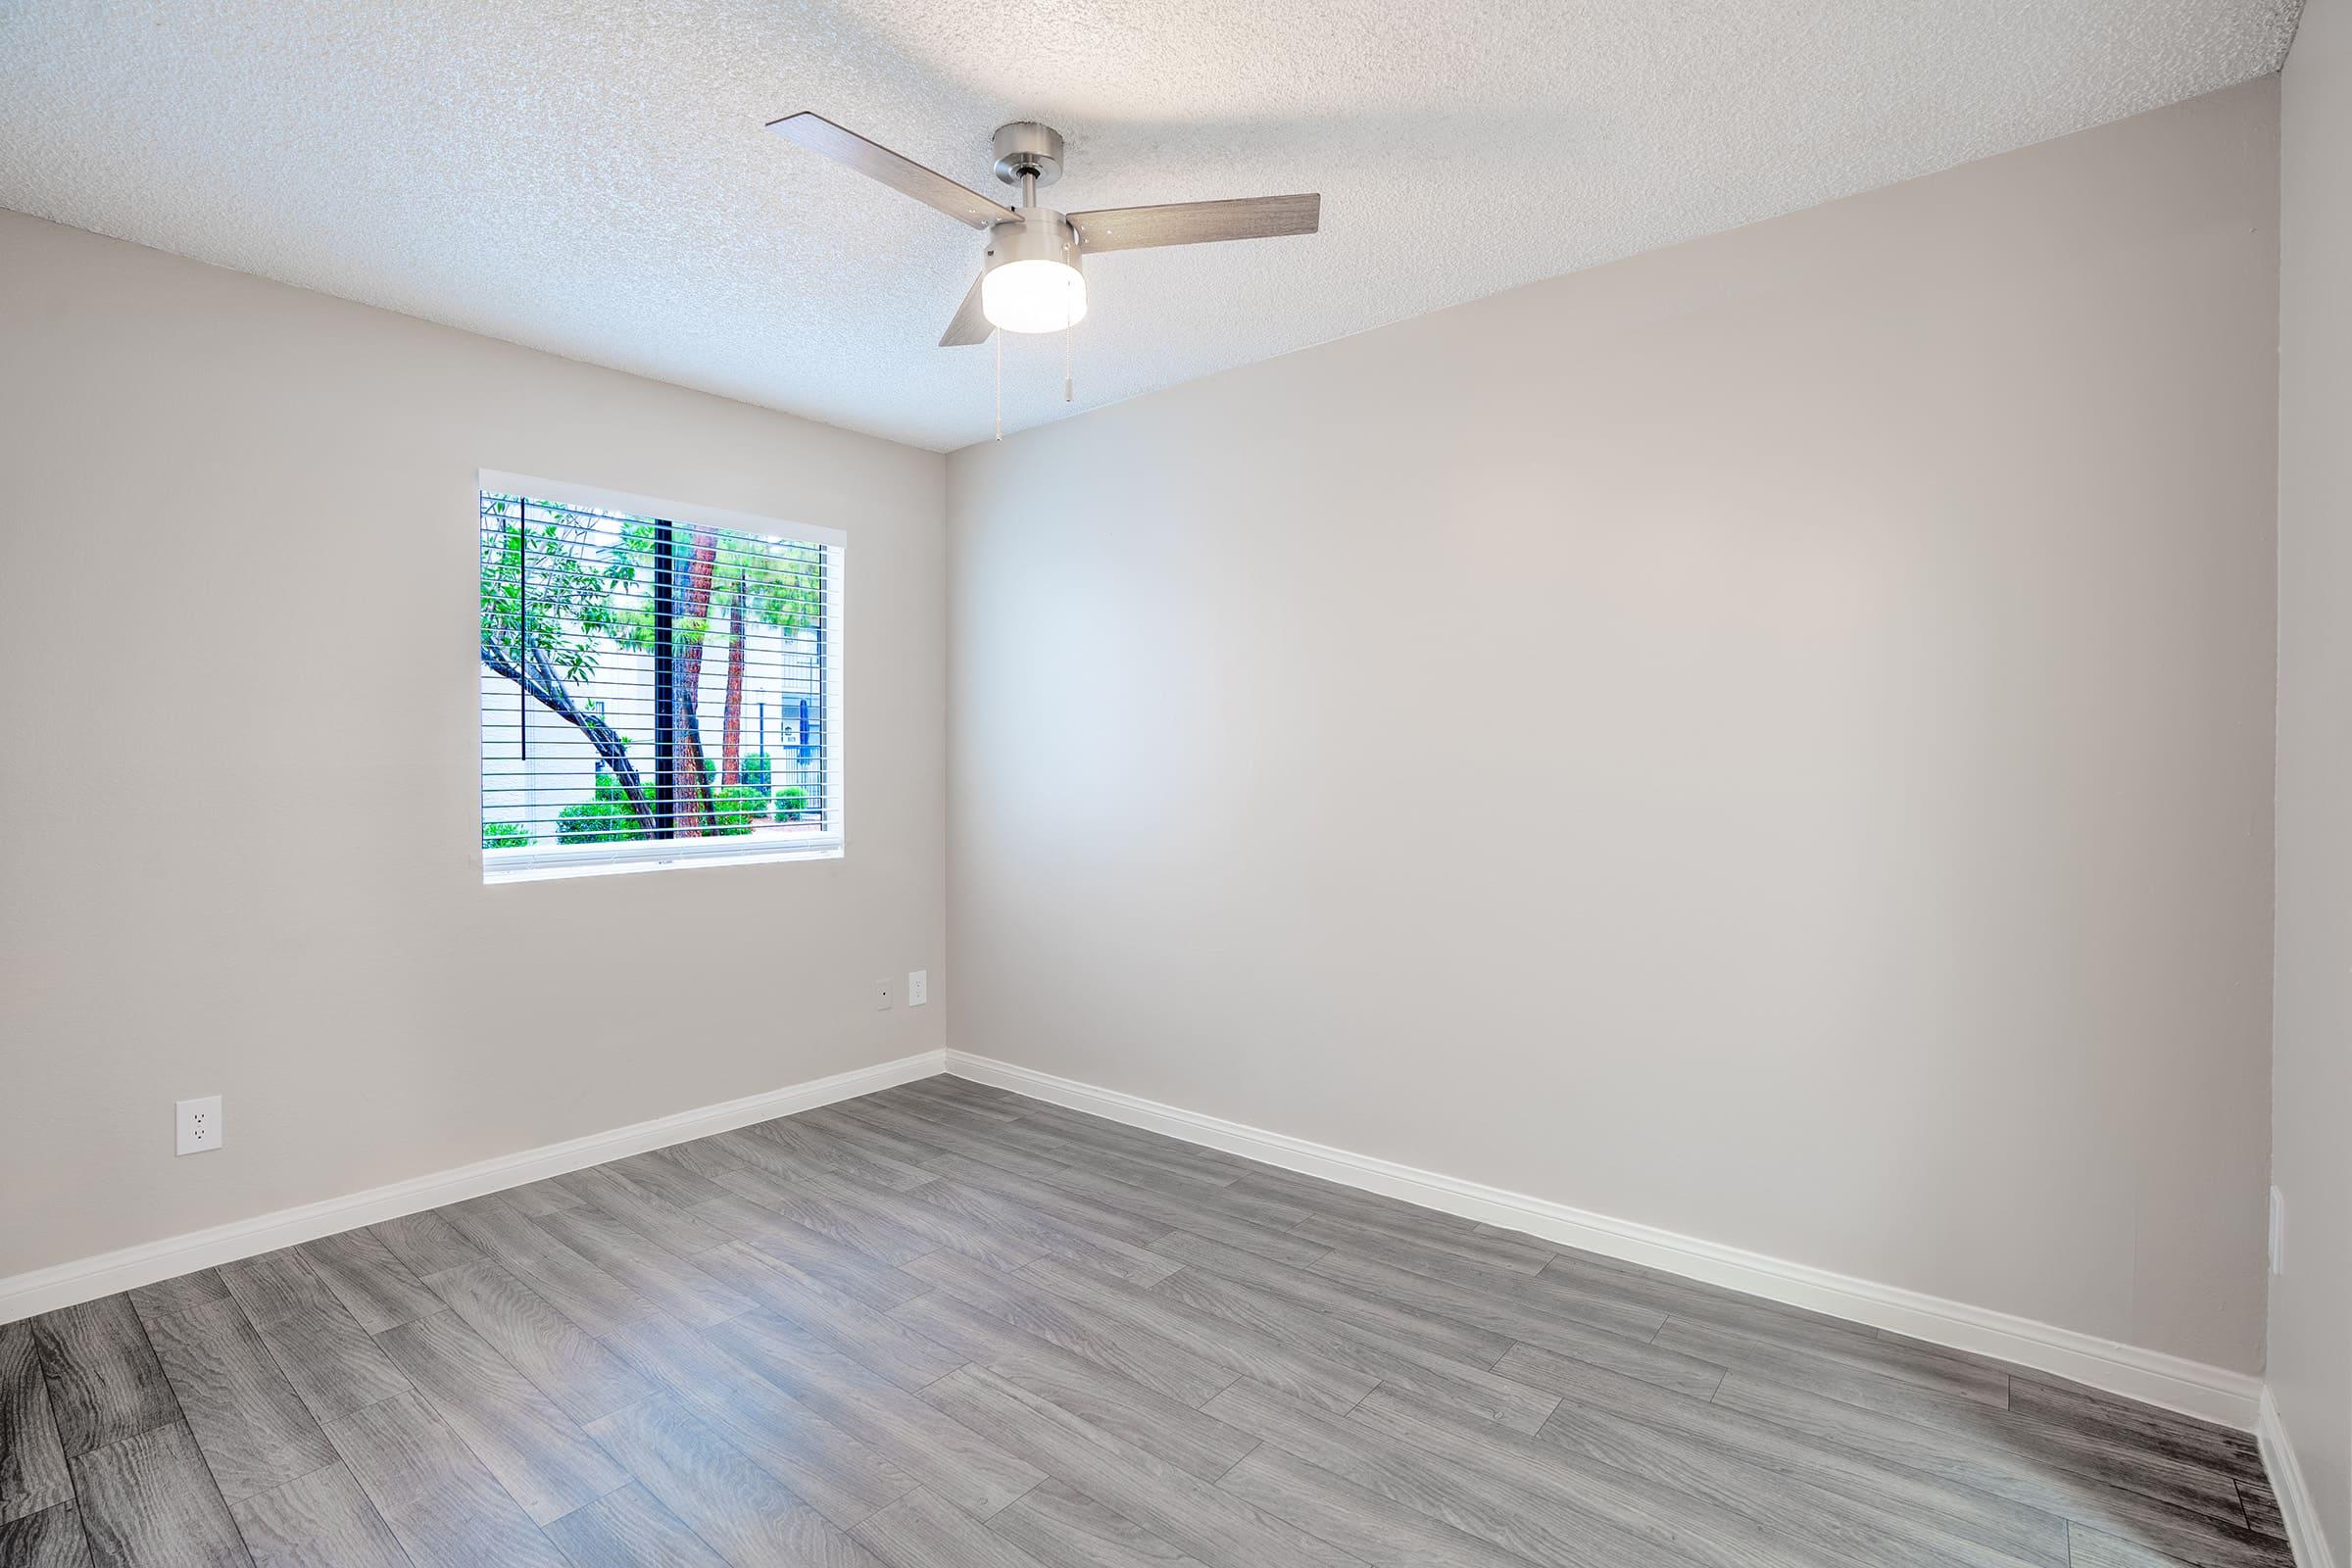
0, 1076, 2290, 1568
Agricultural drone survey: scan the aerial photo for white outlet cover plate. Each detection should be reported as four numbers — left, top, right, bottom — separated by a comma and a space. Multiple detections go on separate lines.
908, 970, 928, 1006
177, 1095, 223, 1156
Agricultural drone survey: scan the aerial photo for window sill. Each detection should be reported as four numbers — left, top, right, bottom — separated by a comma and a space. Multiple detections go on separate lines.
483, 835, 843, 886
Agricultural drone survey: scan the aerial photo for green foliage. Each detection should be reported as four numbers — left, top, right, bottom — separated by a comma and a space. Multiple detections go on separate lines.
740, 753, 773, 795
592, 766, 631, 804
558, 798, 647, 845
607, 522, 823, 658
478, 498, 624, 683
776, 784, 809, 822
481, 822, 532, 851
709, 784, 763, 836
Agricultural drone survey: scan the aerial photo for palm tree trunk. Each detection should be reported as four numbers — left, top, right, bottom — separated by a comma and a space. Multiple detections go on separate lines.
670, 529, 718, 834
719, 578, 748, 787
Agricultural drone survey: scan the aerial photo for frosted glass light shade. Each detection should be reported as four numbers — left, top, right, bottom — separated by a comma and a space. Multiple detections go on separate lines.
983, 259, 1087, 333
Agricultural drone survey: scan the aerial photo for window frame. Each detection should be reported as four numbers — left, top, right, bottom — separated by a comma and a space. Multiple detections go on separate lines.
476, 469, 847, 886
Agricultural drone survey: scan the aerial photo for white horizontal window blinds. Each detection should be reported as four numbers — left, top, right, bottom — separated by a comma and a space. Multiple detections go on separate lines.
478, 486, 841, 881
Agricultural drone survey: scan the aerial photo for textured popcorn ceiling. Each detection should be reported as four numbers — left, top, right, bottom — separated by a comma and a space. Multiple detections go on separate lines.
0, 1, 2298, 451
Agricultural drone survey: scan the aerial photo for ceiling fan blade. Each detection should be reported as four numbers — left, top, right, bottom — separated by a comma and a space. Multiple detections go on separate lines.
766, 112, 1013, 229
940, 271, 993, 347
1067, 193, 1320, 254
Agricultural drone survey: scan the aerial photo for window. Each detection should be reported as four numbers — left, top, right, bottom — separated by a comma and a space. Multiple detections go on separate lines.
477, 473, 842, 883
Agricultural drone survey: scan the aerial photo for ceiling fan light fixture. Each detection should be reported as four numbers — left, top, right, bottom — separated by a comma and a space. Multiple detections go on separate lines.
983, 258, 1086, 333
981, 209, 1086, 333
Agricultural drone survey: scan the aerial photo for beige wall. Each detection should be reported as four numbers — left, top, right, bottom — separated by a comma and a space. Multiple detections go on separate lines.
0, 211, 947, 1281
948, 81, 2280, 1373
2271, 0, 2352, 1550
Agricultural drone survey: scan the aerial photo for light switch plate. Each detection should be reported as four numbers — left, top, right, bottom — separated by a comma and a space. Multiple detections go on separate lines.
177, 1096, 223, 1156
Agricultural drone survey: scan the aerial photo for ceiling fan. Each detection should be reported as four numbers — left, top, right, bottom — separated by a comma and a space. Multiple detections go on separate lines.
767, 114, 1321, 346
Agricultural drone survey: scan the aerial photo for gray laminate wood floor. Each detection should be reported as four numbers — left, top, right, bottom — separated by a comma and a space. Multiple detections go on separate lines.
0, 1075, 2290, 1568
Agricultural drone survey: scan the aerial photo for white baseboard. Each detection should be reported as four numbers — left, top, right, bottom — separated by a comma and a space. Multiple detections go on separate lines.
946, 1050, 2267, 1432
3, 1042, 2281, 1454
0, 1049, 947, 1326
2261, 1389, 2338, 1568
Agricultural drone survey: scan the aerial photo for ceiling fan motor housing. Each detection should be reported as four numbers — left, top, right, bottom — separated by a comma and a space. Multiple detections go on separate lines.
985, 210, 1081, 276
984, 122, 1084, 330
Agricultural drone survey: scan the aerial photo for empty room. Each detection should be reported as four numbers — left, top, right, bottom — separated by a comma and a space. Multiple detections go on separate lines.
1, 1, 2345, 1564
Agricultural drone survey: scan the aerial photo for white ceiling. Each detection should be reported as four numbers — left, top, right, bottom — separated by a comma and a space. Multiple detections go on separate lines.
0, 1, 2297, 452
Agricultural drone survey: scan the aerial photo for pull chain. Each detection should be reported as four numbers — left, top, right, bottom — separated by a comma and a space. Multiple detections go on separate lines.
1064, 276, 1074, 403
994, 330, 1003, 441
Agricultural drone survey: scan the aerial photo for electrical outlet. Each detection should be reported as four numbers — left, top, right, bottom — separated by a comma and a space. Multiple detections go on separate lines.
177, 1096, 223, 1156
907, 970, 929, 1006
875, 978, 893, 1010
2270, 1186, 2286, 1274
